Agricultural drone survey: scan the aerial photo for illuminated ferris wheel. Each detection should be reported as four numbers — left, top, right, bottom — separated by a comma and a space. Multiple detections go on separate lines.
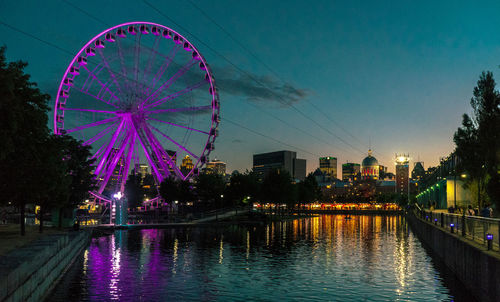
54, 22, 220, 201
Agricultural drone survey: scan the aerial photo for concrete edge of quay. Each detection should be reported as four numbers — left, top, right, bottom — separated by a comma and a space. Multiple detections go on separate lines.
407, 211, 500, 302
0, 229, 92, 302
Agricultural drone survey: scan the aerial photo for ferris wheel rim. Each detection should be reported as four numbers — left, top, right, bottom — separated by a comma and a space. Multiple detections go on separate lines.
54, 21, 220, 199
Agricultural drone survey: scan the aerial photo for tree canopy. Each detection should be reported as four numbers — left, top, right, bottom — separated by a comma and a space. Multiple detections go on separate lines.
0, 47, 95, 234
454, 71, 500, 207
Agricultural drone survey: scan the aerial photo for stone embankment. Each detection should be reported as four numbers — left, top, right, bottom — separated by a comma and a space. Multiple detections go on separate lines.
0, 230, 91, 302
407, 212, 500, 302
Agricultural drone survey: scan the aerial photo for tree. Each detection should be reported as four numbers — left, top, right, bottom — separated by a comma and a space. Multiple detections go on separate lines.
159, 176, 180, 205
297, 173, 321, 205
0, 46, 51, 235
160, 177, 194, 213
260, 169, 295, 209
225, 170, 260, 208
454, 71, 500, 208
57, 135, 96, 228
195, 173, 225, 210
125, 172, 144, 209
32, 135, 69, 233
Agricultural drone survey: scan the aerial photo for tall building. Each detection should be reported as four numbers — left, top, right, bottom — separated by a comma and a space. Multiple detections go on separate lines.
253, 150, 306, 181
166, 150, 177, 175
153, 149, 177, 178
342, 163, 360, 181
205, 158, 227, 175
395, 154, 410, 196
180, 155, 194, 175
319, 156, 337, 179
105, 148, 124, 193
134, 163, 149, 183
412, 162, 425, 180
361, 149, 379, 180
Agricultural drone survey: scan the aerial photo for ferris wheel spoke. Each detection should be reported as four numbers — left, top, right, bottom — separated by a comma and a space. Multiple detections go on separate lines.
149, 124, 199, 160
142, 125, 184, 179
119, 132, 137, 192
82, 65, 121, 103
129, 119, 165, 182
146, 117, 209, 135
141, 35, 161, 93
141, 58, 196, 107
96, 48, 126, 98
148, 44, 181, 95
83, 121, 119, 146
97, 130, 132, 194
115, 38, 132, 95
63, 108, 117, 115
64, 116, 120, 134
72, 86, 120, 109
94, 118, 126, 175
132, 34, 142, 96
91, 141, 107, 160
145, 105, 212, 115
144, 80, 208, 109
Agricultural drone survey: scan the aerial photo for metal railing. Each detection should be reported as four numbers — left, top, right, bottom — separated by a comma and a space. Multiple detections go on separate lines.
414, 206, 500, 252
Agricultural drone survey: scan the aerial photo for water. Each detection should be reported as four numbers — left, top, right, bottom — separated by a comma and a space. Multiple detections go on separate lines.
48, 215, 475, 301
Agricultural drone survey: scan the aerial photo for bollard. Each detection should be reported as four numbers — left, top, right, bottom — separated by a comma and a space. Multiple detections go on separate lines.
450, 223, 455, 233
440, 213, 444, 227
486, 234, 493, 250
434, 218, 438, 225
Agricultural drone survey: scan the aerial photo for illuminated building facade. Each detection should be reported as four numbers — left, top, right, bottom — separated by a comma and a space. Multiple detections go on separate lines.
253, 150, 306, 181
395, 154, 410, 196
319, 156, 337, 179
342, 163, 360, 181
361, 149, 379, 180
180, 155, 194, 175
205, 158, 227, 175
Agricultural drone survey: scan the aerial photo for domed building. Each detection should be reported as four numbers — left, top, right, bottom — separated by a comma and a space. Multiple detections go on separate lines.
361, 149, 379, 180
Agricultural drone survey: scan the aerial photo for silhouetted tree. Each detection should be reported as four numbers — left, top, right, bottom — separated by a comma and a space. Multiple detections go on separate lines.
0, 46, 51, 235
225, 170, 260, 207
195, 173, 225, 210
260, 169, 295, 209
125, 172, 144, 209
454, 71, 500, 207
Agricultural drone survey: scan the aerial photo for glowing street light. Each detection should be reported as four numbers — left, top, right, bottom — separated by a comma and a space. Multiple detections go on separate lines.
113, 192, 123, 200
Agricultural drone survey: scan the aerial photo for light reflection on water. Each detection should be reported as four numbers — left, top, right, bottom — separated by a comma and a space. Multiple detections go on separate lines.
48, 215, 475, 301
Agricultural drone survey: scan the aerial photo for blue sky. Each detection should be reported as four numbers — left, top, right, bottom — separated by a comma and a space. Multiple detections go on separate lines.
1, 0, 500, 174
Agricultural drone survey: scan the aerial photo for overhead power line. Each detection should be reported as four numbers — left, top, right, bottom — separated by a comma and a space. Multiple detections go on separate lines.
223, 118, 319, 157
57, 0, 350, 156
0, 21, 73, 56
142, 0, 367, 157
187, 0, 372, 155
0, 20, 320, 159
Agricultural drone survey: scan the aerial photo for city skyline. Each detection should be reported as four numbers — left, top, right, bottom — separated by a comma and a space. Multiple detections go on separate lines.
1, 1, 499, 175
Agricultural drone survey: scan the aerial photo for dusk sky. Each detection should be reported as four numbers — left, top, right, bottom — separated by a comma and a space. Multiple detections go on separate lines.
2, 0, 500, 174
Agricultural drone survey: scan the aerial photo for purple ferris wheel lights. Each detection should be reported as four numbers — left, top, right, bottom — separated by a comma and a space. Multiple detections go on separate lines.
54, 22, 220, 200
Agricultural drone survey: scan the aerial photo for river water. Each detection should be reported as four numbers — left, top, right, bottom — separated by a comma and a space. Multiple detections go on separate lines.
48, 215, 475, 301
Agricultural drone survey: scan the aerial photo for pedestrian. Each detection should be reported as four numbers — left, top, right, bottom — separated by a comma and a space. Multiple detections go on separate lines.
466, 205, 475, 216
480, 204, 492, 218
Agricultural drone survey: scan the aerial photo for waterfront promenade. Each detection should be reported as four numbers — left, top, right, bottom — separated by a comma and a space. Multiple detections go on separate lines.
408, 206, 500, 301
